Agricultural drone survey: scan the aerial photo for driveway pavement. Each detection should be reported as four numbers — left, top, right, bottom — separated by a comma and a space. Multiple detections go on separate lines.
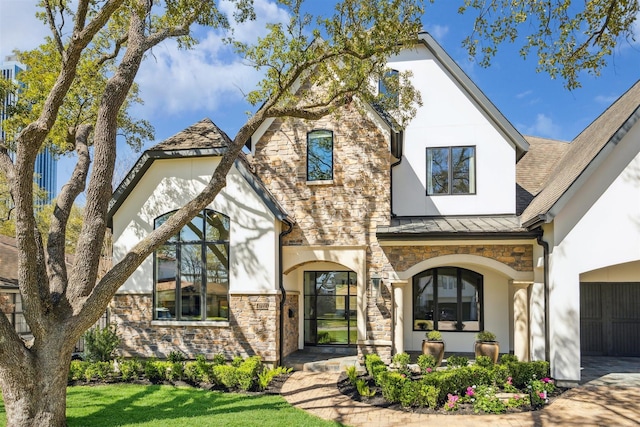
281, 356, 640, 426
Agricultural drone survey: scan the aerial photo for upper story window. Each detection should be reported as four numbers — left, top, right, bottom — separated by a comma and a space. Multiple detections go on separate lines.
307, 130, 333, 181
413, 267, 483, 332
379, 69, 399, 107
154, 209, 230, 322
426, 146, 476, 195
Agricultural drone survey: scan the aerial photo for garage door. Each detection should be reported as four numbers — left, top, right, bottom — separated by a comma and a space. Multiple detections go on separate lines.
580, 282, 640, 356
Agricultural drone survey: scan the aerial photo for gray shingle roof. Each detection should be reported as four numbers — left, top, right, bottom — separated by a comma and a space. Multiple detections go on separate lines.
516, 136, 571, 215
377, 216, 537, 240
150, 118, 231, 151
521, 80, 640, 226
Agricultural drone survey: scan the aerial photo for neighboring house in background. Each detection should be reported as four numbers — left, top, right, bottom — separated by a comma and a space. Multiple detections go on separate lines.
108, 32, 640, 385
1, 57, 58, 205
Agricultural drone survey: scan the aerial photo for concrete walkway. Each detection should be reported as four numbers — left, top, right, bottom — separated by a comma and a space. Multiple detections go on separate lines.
281, 357, 640, 427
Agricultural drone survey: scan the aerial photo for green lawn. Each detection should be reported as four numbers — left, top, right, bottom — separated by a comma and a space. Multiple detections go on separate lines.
0, 384, 344, 427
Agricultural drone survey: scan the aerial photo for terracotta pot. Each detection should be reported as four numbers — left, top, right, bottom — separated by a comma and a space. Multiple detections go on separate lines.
474, 341, 499, 364
422, 340, 445, 367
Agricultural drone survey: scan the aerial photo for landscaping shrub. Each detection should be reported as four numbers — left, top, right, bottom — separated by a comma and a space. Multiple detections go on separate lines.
144, 359, 170, 382
167, 350, 186, 363
214, 364, 238, 388
69, 360, 89, 381
475, 355, 493, 368
508, 360, 550, 389
399, 381, 439, 408
356, 378, 375, 397
345, 365, 358, 385
417, 354, 437, 373
500, 354, 519, 364
236, 356, 263, 391
392, 352, 411, 376
212, 353, 227, 366
83, 323, 120, 362
378, 371, 407, 403
167, 361, 184, 381
84, 361, 114, 382
446, 355, 469, 368
257, 366, 292, 390
231, 356, 244, 368
364, 354, 383, 377
119, 358, 143, 381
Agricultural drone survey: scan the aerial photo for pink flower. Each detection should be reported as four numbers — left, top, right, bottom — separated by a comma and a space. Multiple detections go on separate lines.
426, 367, 432, 373
507, 376, 513, 385
538, 391, 547, 399
466, 386, 475, 397
447, 393, 459, 403
542, 377, 552, 383
514, 394, 520, 399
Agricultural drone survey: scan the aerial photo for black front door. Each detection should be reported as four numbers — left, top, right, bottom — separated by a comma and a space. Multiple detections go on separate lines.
304, 271, 357, 345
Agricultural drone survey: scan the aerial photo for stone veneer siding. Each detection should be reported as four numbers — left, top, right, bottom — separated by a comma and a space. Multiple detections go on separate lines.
111, 293, 280, 364
282, 293, 299, 358
251, 104, 394, 360
382, 244, 534, 273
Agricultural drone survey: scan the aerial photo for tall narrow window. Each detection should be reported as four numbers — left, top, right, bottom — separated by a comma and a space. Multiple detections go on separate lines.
426, 146, 476, 195
307, 130, 333, 181
413, 267, 483, 332
154, 209, 230, 321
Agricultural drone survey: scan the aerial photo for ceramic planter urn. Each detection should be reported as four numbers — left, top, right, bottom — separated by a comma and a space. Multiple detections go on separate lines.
474, 341, 499, 363
422, 340, 445, 367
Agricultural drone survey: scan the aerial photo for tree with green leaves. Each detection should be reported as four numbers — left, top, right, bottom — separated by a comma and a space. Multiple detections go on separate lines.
458, 0, 640, 89
0, 0, 423, 425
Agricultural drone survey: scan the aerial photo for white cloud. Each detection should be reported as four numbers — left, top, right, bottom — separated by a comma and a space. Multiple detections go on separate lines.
521, 113, 562, 138
427, 25, 449, 41
134, 0, 290, 116
516, 90, 533, 99
594, 94, 619, 104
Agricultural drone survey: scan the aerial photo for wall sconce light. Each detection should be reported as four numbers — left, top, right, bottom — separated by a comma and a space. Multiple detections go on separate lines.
370, 273, 382, 303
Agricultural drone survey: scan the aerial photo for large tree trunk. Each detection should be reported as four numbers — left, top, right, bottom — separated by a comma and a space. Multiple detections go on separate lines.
0, 338, 74, 427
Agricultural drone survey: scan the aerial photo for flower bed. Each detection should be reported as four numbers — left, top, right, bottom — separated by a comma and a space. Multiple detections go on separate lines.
339, 353, 564, 415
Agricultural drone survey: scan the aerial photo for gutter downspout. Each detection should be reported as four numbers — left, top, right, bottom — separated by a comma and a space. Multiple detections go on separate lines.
390, 156, 402, 218
536, 230, 550, 362
278, 219, 294, 366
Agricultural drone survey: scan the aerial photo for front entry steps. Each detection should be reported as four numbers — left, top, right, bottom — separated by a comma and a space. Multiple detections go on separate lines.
283, 347, 358, 372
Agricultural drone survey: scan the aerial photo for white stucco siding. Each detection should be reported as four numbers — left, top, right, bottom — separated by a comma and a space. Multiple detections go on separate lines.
112, 157, 280, 295
547, 122, 640, 382
388, 45, 516, 216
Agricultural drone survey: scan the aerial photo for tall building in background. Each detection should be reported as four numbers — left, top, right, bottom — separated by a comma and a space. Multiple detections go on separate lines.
1, 57, 57, 205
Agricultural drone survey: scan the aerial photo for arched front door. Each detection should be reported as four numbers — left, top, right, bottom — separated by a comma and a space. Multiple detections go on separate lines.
304, 270, 357, 345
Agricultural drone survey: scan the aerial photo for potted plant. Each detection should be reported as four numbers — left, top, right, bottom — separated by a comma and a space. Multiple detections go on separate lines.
474, 330, 499, 363
422, 330, 445, 367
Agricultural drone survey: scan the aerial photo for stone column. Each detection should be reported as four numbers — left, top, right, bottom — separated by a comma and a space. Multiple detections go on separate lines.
392, 280, 408, 355
511, 281, 532, 361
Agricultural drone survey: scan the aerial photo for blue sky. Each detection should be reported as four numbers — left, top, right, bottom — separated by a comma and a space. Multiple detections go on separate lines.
1, 0, 639, 197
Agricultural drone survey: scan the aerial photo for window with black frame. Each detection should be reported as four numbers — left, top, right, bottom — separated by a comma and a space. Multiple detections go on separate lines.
413, 267, 483, 332
154, 209, 230, 321
307, 130, 333, 181
426, 146, 476, 195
